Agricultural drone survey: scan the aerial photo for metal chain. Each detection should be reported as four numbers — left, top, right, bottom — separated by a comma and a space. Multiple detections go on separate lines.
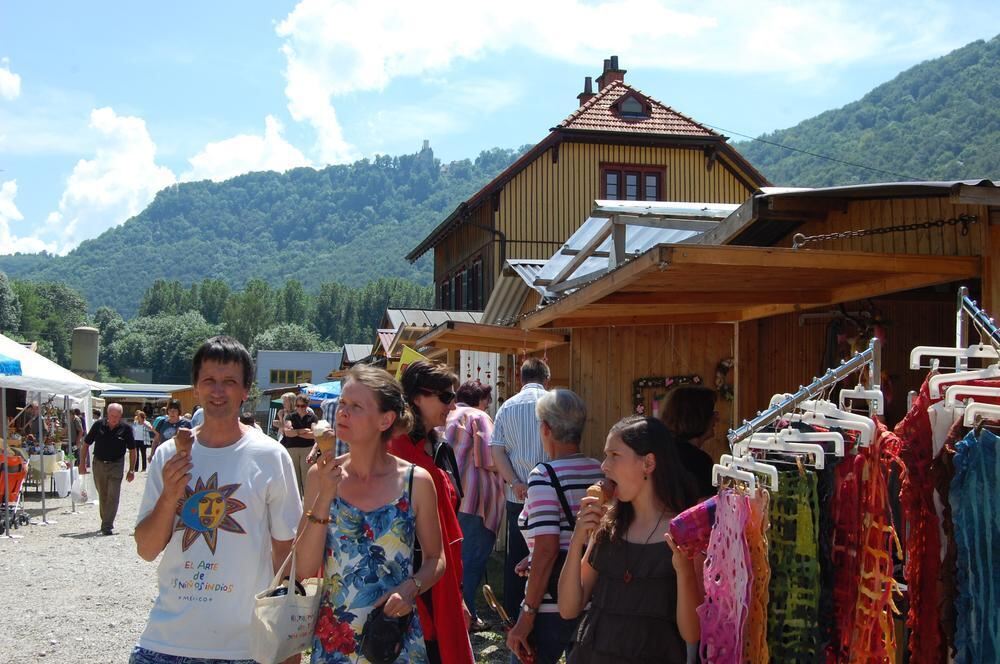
792, 213, 978, 249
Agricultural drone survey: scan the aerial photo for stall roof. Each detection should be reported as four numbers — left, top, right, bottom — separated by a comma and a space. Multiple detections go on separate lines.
533, 200, 739, 298
416, 321, 569, 355
519, 243, 981, 328
342, 344, 372, 363
383, 309, 483, 330
100, 383, 190, 400
481, 259, 546, 326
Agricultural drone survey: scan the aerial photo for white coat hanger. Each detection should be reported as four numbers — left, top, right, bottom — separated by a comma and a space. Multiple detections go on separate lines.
838, 385, 885, 416
712, 461, 758, 492
909, 344, 999, 370
786, 408, 875, 447
928, 364, 1000, 399
734, 434, 828, 469
963, 401, 1000, 427
944, 384, 1000, 408
716, 454, 779, 492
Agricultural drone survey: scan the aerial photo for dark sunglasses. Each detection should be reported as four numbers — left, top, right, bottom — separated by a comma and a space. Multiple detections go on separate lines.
420, 389, 456, 405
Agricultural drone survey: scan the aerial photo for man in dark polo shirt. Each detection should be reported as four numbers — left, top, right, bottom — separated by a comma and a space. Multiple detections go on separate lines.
80, 403, 136, 535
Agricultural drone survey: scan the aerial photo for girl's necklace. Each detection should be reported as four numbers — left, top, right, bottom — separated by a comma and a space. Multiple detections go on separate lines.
623, 509, 667, 584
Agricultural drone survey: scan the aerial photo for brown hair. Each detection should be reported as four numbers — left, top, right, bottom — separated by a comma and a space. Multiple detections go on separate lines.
456, 379, 491, 406
595, 416, 698, 545
520, 357, 550, 384
346, 364, 414, 442
400, 360, 458, 444
660, 385, 718, 441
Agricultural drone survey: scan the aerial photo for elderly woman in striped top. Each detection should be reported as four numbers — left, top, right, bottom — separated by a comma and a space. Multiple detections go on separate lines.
507, 388, 603, 664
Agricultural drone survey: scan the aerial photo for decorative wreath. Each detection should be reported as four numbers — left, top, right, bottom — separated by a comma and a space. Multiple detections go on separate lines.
633, 375, 702, 415
715, 357, 735, 401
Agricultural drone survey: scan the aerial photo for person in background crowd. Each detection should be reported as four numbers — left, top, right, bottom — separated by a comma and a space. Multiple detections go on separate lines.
131, 410, 154, 472
131, 335, 301, 663
151, 406, 167, 433
491, 357, 551, 619
507, 389, 603, 664
20, 401, 40, 437
239, 411, 261, 429
297, 364, 445, 663
445, 379, 505, 632
79, 403, 137, 535
190, 406, 204, 428
391, 361, 475, 664
558, 416, 701, 664
152, 400, 191, 455
70, 408, 86, 465
660, 385, 719, 498
272, 391, 295, 440
282, 394, 316, 496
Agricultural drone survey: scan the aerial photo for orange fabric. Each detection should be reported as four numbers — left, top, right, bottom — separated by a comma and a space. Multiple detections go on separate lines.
388, 433, 474, 664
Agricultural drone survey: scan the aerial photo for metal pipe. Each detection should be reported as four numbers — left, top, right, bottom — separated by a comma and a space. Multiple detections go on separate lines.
957, 286, 969, 371
727, 337, 880, 448
65, 396, 75, 514
39, 399, 47, 523
2, 389, 10, 537
961, 291, 1000, 349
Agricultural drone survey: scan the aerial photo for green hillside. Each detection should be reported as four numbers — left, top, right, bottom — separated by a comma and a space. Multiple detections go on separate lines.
0, 146, 525, 317
736, 35, 1000, 186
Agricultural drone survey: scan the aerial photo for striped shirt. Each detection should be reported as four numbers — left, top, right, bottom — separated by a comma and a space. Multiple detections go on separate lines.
445, 403, 506, 534
320, 397, 349, 456
490, 382, 548, 503
517, 454, 604, 613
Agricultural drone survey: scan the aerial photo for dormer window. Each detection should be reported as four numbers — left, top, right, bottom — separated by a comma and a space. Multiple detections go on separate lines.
615, 93, 650, 119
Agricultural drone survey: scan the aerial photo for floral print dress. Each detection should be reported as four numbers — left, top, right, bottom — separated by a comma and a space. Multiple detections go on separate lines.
311, 466, 427, 663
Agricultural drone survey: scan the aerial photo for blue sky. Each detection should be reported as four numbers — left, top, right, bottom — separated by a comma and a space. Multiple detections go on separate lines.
1, 1, 997, 254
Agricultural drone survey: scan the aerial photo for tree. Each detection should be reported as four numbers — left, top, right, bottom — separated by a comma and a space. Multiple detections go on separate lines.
312, 282, 348, 341
93, 305, 127, 364
0, 271, 21, 333
138, 279, 188, 317
108, 312, 220, 383
11, 280, 88, 364
275, 279, 310, 325
222, 279, 274, 346
252, 323, 327, 355
198, 278, 230, 325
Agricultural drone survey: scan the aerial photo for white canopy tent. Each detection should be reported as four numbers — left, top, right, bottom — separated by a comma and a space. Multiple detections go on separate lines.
0, 333, 110, 530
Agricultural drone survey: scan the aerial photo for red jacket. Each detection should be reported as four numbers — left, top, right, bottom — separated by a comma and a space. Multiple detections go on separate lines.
389, 433, 474, 664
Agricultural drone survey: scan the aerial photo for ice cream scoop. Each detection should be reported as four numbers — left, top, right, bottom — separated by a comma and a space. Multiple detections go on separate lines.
586, 479, 615, 505
174, 428, 194, 455
312, 419, 336, 454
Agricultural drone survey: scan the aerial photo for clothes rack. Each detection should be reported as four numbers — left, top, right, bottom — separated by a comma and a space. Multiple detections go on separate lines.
727, 337, 881, 449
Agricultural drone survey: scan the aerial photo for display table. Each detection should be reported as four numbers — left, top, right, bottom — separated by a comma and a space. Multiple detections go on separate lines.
29, 451, 64, 476
53, 467, 78, 498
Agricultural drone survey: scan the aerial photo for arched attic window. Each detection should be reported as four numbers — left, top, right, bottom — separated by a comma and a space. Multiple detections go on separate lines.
615, 93, 650, 119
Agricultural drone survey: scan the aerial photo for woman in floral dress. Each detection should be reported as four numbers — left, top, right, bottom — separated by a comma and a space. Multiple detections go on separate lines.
296, 365, 446, 663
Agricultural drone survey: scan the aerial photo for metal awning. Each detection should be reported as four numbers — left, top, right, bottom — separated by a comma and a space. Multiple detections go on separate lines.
520, 243, 981, 328
416, 321, 569, 355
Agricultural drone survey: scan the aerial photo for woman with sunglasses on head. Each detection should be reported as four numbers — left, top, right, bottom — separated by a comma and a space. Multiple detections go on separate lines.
557, 416, 702, 664
297, 364, 445, 663
390, 361, 476, 664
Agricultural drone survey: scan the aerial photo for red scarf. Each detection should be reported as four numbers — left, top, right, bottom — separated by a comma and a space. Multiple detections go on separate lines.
388, 433, 474, 664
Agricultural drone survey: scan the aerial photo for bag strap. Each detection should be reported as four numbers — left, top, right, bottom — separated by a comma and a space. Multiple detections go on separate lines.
407, 463, 415, 500
541, 462, 575, 529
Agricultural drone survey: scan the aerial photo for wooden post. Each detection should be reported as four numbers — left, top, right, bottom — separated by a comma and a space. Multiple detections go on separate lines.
984, 211, 1000, 316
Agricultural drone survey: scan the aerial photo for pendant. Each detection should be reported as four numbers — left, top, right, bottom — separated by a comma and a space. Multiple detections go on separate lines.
624, 570, 633, 584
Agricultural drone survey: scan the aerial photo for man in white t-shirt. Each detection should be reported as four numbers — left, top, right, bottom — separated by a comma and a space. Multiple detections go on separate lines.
131, 336, 303, 663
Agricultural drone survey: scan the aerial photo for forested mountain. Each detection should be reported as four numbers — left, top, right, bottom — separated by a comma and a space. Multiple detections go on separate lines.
736, 35, 1000, 186
0, 145, 525, 317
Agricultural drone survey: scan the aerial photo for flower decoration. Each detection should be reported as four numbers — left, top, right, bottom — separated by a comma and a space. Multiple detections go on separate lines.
633, 375, 702, 414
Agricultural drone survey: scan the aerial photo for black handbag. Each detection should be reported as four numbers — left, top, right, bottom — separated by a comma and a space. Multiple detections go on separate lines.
359, 604, 412, 664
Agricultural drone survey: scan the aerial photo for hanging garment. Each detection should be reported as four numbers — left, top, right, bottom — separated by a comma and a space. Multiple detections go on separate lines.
743, 491, 770, 664
951, 428, 1000, 664
930, 417, 966, 661
893, 378, 944, 664
829, 447, 864, 663
698, 488, 752, 664
767, 470, 821, 663
846, 422, 901, 664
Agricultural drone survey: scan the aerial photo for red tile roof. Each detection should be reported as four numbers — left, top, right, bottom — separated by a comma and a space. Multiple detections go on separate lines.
556, 81, 719, 138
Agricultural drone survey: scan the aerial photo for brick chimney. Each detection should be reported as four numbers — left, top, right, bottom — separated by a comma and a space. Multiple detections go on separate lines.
577, 76, 595, 107
595, 55, 626, 90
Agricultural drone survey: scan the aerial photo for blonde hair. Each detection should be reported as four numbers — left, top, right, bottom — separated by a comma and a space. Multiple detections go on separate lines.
281, 392, 296, 410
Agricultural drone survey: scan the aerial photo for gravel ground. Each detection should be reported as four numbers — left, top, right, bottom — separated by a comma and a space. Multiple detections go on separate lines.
1, 472, 509, 664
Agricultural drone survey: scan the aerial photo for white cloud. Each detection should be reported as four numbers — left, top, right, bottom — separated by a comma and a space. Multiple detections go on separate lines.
42, 107, 176, 253
276, 0, 957, 161
182, 115, 312, 182
0, 58, 21, 100
0, 180, 58, 255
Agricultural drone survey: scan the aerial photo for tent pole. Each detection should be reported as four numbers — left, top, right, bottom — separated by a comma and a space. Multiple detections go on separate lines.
2, 388, 15, 538
38, 399, 51, 525
65, 396, 75, 514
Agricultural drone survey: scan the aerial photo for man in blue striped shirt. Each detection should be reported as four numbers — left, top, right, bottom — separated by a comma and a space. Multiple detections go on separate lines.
490, 357, 550, 618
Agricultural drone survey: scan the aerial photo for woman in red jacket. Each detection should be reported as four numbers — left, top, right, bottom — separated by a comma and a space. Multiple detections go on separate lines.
389, 361, 475, 664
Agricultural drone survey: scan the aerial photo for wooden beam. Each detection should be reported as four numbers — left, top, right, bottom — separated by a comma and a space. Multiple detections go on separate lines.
520, 248, 662, 329
596, 290, 834, 305
418, 321, 569, 346
685, 197, 757, 246
766, 196, 848, 214
950, 184, 1000, 206
546, 311, 750, 327
549, 219, 612, 288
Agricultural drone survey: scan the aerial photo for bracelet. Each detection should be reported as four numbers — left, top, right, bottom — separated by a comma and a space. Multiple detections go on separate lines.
305, 510, 332, 525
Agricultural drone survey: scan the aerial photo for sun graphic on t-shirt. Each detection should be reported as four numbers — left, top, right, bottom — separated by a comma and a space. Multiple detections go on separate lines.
174, 472, 246, 554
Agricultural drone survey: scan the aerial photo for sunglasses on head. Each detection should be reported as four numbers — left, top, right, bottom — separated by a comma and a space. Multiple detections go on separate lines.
420, 389, 456, 405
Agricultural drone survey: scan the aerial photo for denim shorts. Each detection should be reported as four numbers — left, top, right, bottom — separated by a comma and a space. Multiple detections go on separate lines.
129, 645, 257, 664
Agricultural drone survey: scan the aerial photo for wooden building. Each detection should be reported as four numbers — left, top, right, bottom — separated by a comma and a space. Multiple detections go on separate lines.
416, 181, 1000, 459
406, 56, 769, 312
